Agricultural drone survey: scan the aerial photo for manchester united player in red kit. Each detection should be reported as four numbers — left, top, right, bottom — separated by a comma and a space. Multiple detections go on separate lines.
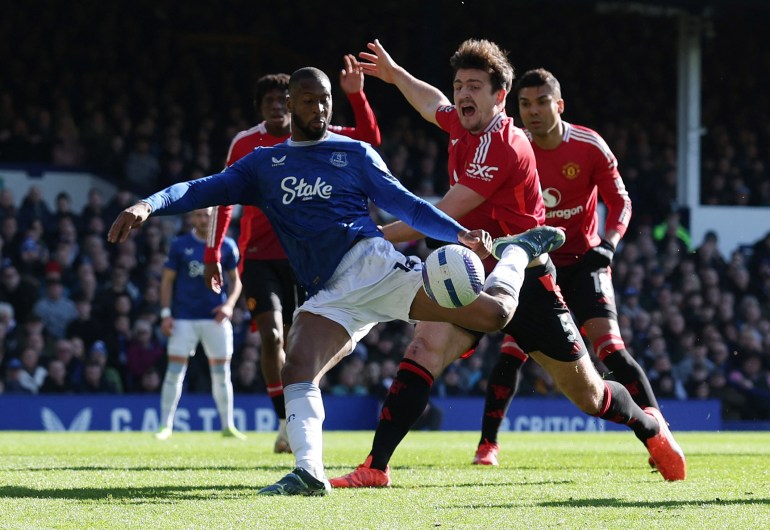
472, 69, 675, 471
331, 40, 685, 488
203, 55, 382, 453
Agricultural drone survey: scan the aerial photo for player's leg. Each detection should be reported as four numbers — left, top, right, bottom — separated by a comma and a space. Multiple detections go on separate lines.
330, 321, 476, 487
408, 226, 567, 334
584, 317, 659, 409
199, 318, 244, 440
560, 259, 659, 410
243, 260, 296, 452
257, 311, 353, 496
157, 320, 197, 440
530, 350, 685, 480
508, 260, 685, 480
473, 335, 529, 466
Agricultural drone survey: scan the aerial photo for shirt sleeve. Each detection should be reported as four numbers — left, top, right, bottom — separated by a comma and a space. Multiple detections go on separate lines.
361, 146, 467, 243
203, 205, 233, 263
593, 142, 631, 238
143, 162, 255, 217
328, 91, 382, 147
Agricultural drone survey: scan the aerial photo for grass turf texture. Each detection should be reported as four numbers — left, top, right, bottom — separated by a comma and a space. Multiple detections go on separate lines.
1, 431, 768, 529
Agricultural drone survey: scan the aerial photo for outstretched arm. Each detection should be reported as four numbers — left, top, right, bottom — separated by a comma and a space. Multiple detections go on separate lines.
358, 39, 450, 126
336, 54, 382, 146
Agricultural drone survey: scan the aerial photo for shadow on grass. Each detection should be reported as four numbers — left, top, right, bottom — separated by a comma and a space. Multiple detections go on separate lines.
539, 497, 770, 508
0, 484, 261, 502
444, 497, 770, 511
10, 464, 290, 473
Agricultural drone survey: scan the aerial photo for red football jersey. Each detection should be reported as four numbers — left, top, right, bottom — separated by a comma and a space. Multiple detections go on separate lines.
531, 122, 631, 267
435, 106, 544, 273
204, 91, 381, 264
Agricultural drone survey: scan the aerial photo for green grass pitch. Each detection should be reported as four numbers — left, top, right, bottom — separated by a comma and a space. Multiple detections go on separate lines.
1, 431, 768, 529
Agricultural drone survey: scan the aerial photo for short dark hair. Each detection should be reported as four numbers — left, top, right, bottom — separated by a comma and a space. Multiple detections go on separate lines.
516, 68, 562, 99
450, 39, 514, 93
288, 67, 330, 95
254, 73, 290, 110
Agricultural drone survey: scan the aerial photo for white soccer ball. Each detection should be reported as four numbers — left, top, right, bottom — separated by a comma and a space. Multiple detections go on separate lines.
422, 244, 485, 308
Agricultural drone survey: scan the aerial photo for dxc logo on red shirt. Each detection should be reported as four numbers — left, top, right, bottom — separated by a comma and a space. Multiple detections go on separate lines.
466, 163, 498, 181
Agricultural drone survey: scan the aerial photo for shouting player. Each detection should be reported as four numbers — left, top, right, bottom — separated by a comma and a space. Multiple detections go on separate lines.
330, 39, 685, 489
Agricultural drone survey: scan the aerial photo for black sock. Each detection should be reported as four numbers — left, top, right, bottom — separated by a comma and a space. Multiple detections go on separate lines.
479, 354, 524, 445
595, 381, 658, 442
271, 394, 286, 420
369, 359, 433, 470
602, 349, 659, 410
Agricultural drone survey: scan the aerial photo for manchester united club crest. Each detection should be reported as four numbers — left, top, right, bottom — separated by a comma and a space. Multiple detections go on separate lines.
562, 162, 580, 180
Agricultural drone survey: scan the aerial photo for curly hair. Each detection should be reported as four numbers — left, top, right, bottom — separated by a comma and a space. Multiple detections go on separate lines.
254, 73, 290, 110
449, 39, 514, 93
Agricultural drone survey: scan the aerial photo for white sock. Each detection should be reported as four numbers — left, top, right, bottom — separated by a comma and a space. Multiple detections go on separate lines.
284, 382, 326, 480
210, 363, 234, 430
484, 244, 529, 301
159, 361, 187, 430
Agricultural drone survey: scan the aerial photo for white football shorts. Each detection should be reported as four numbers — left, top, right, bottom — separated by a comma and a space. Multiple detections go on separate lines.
297, 237, 423, 345
167, 319, 234, 360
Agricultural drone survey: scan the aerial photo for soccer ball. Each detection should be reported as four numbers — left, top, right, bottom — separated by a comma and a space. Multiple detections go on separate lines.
421, 244, 485, 308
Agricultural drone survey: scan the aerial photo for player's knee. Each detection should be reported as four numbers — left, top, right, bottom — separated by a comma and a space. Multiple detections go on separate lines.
476, 293, 516, 332
404, 337, 445, 377
259, 325, 284, 355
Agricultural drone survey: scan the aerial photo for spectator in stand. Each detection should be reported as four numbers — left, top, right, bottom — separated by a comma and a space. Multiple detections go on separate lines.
1, 216, 22, 264
32, 278, 78, 339
81, 188, 107, 227
138, 366, 162, 394
17, 346, 47, 394
103, 314, 131, 377
124, 136, 161, 196
329, 361, 368, 396
39, 358, 74, 394
232, 359, 263, 394
17, 233, 48, 279
88, 340, 124, 393
65, 295, 100, 350
16, 186, 52, 234
0, 262, 39, 323
125, 318, 164, 392
4, 358, 32, 394
0, 189, 17, 223
77, 360, 120, 394
51, 338, 84, 389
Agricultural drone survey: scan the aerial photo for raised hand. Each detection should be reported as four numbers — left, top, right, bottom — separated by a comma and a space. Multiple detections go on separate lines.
358, 39, 399, 84
339, 54, 364, 94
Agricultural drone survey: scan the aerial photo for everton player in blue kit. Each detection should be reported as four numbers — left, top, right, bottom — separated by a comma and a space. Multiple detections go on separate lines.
155, 207, 245, 441
108, 67, 564, 496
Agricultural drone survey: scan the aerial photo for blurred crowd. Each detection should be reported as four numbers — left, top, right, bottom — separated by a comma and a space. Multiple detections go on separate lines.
0, 2, 769, 420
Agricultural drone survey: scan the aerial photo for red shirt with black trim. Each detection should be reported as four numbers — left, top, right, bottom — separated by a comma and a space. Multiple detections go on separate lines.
530, 121, 631, 267
435, 106, 544, 272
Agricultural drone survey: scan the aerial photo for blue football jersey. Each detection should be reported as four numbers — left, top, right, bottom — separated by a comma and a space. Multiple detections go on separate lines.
144, 132, 466, 296
165, 231, 239, 319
